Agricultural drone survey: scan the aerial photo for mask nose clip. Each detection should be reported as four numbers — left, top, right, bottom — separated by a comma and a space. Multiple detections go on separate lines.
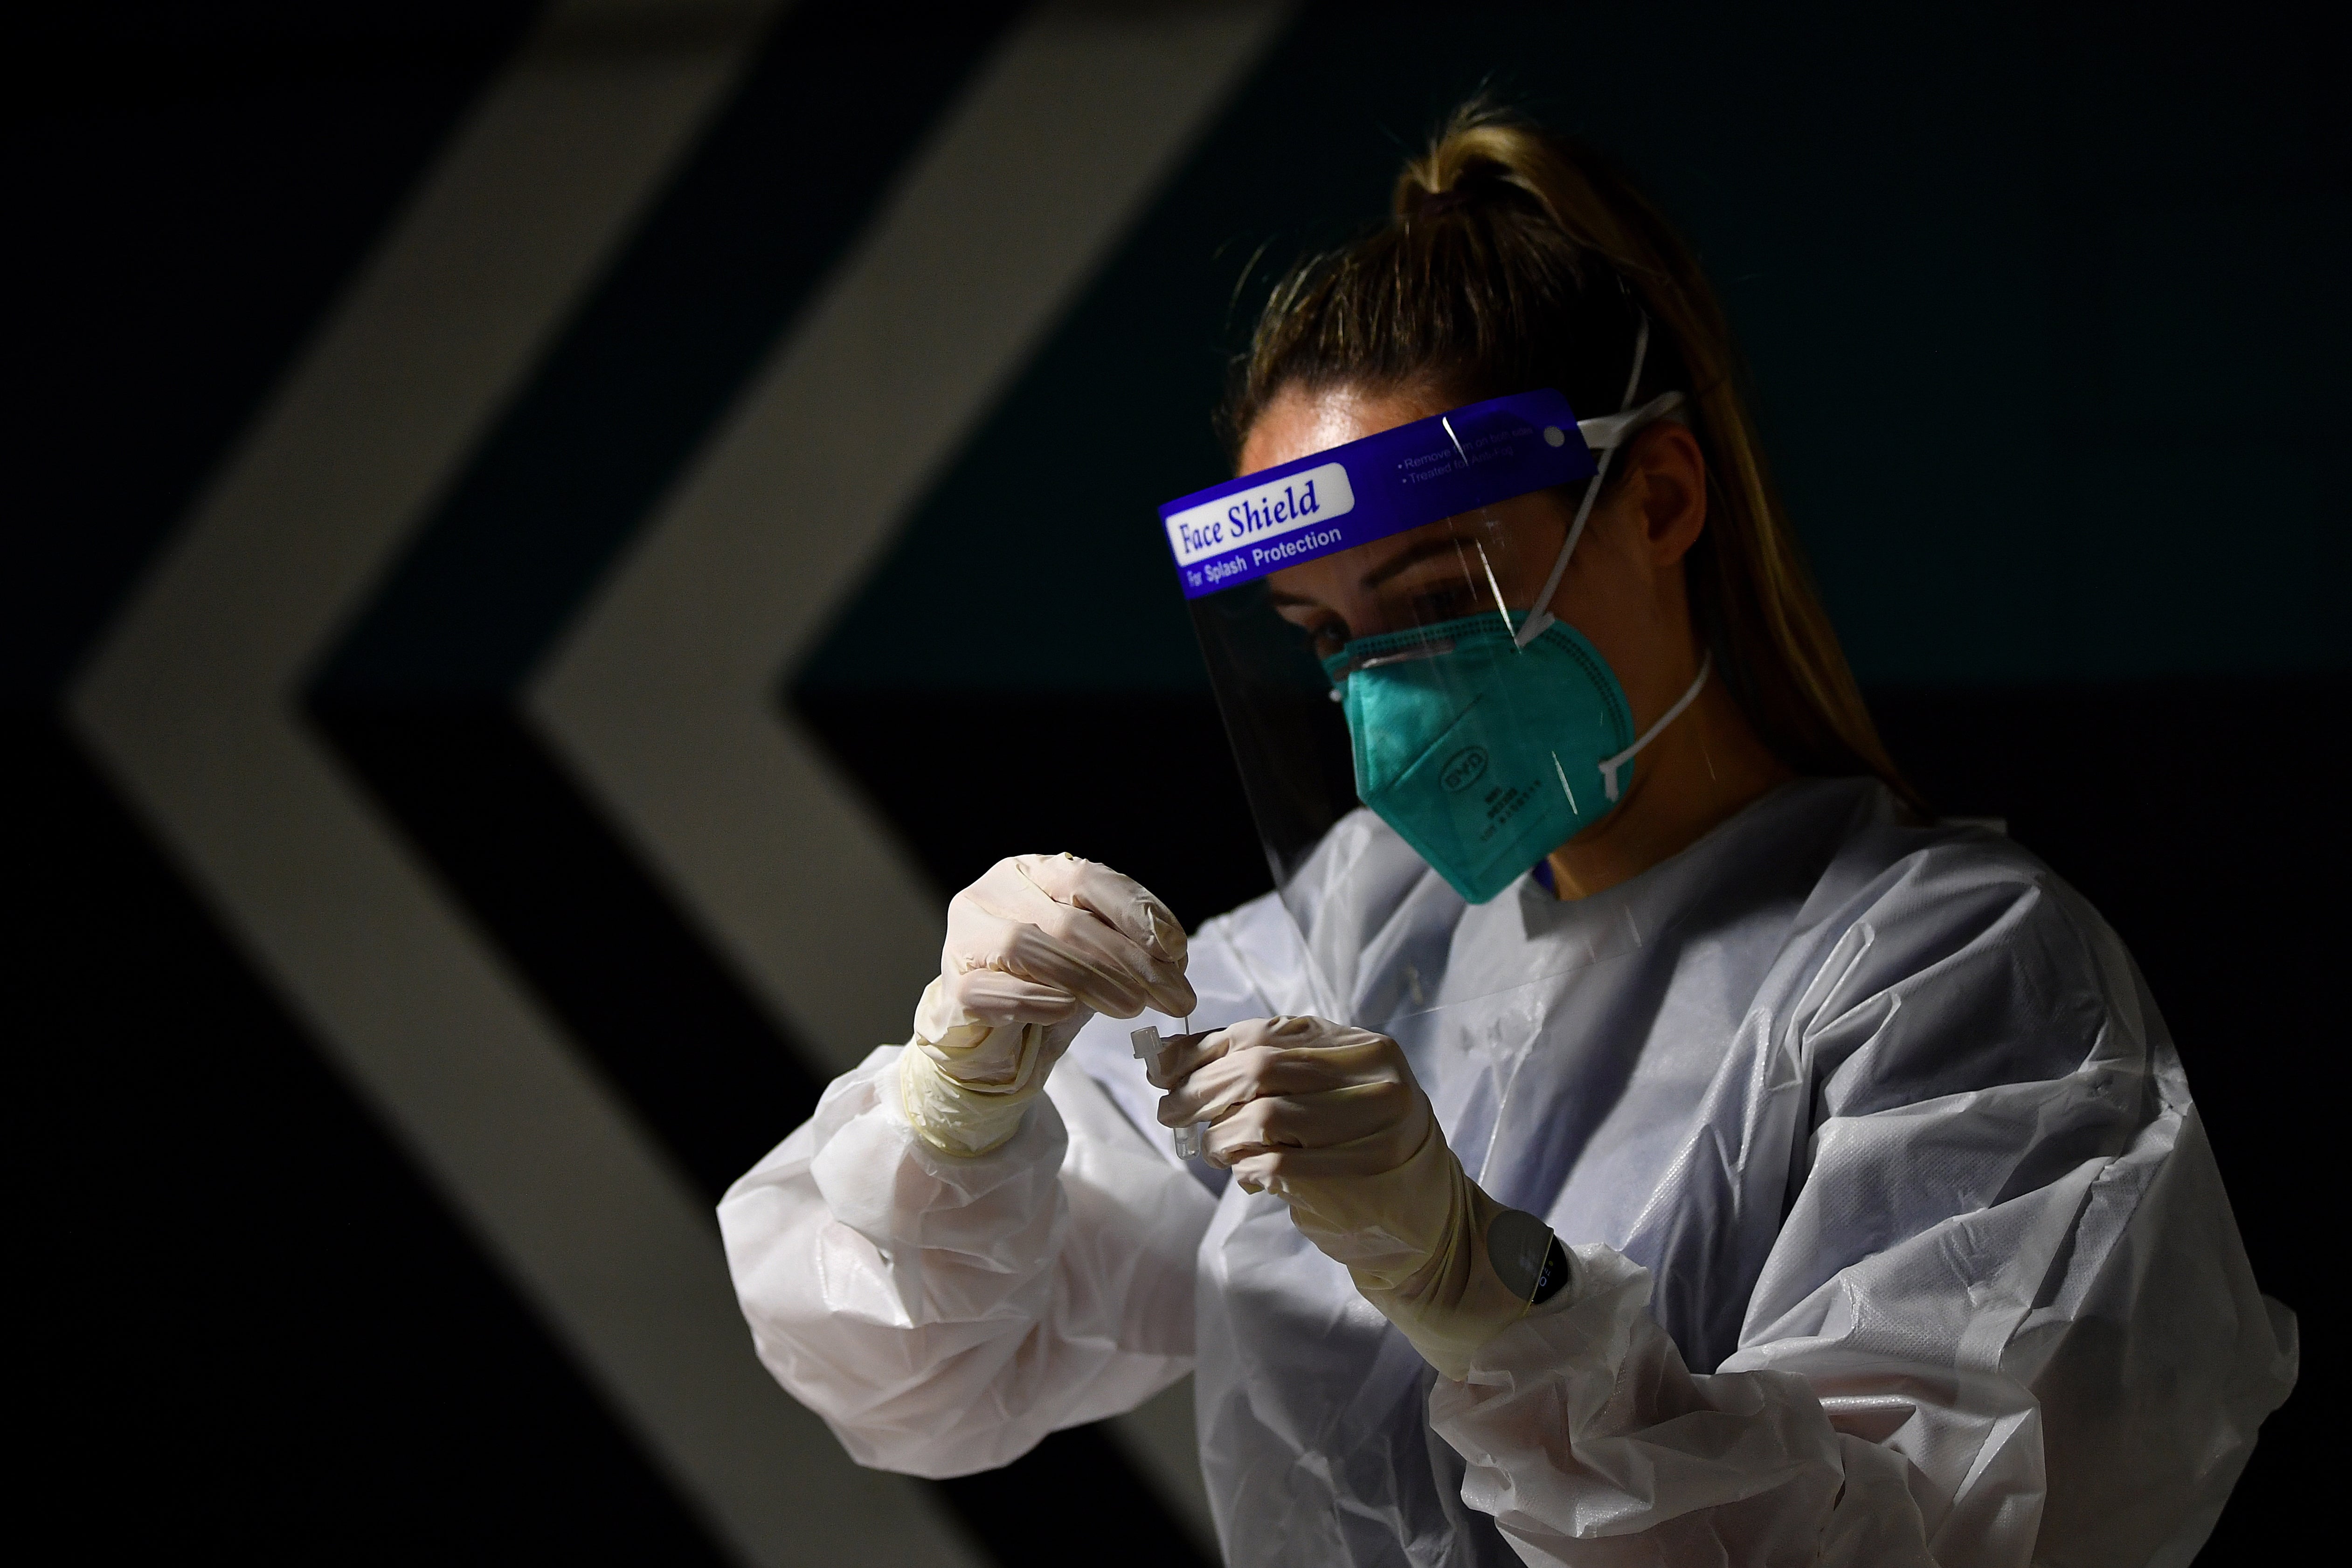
1326, 635, 1458, 691
1354, 639, 1457, 673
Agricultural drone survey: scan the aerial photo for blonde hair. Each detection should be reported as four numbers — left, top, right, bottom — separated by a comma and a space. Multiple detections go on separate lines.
1226, 100, 1918, 809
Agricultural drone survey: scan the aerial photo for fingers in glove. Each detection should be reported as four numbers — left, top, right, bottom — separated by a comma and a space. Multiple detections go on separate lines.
1145, 1024, 1240, 1091
1002, 910, 1159, 1015
1158, 1043, 1370, 1125
949, 898, 1154, 1017
1026, 900, 1191, 1016
952, 857, 1194, 1018
1194, 1080, 1420, 1158
1015, 855, 1193, 1015
1149, 1015, 1315, 1092
1213, 1113, 1435, 1200
1018, 853, 1189, 966
1155, 1018, 1403, 1123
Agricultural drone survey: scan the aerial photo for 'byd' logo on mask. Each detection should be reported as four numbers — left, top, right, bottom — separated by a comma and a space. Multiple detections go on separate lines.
1440, 746, 1489, 792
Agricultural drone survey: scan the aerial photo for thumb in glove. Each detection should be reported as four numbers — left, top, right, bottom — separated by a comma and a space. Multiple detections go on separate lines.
1154, 1015, 1567, 1377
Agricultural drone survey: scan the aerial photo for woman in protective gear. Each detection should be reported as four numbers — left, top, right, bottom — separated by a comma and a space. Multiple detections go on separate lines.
719, 103, 2295, 1568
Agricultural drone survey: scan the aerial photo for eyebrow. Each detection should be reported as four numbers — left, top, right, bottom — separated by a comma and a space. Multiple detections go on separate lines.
1264, 536, 1477, 608
1363, 536, 1477, 590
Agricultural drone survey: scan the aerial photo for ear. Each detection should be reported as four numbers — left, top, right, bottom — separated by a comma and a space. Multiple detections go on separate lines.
1619, 421, 1708, 566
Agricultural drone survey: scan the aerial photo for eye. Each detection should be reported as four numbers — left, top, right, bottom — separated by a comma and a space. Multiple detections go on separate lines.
1271, 601, 1349, 659
1405, 580, 1481, 622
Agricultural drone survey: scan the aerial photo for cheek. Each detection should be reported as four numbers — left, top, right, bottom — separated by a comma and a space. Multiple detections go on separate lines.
1551, 512, 1662, 656
1474, 498, 1579, 602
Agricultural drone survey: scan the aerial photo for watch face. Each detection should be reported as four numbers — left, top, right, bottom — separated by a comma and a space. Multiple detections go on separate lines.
1486, 1208, 1555, 1300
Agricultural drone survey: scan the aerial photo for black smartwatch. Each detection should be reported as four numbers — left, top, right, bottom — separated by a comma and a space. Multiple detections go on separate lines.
1486, 1209, 1573, 1306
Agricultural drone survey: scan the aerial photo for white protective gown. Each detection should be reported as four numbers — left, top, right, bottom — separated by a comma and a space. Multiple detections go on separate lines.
720, 777, 2297, 1567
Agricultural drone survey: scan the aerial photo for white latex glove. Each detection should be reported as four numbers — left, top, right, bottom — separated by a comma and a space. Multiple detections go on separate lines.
1151, 1015, 1560, 1378
899, 854, 1193, 1156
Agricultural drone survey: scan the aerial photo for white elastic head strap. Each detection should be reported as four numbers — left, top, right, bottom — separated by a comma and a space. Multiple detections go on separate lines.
1511, 312, 1687, 649
1597, 651, 1711, 801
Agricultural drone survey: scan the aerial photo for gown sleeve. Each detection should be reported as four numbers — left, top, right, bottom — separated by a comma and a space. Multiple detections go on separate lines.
715, 915, 1273, 1478
1427, 845, 2299, 1567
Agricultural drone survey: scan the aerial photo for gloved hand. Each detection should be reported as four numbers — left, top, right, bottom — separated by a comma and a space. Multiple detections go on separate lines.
899, 853, 1194, 1157
1149, 1015, 1562, 1378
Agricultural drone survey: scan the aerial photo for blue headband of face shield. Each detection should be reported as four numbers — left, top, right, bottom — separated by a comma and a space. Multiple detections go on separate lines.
1163, 386, 1662, 601
1159, 341, 1703, 902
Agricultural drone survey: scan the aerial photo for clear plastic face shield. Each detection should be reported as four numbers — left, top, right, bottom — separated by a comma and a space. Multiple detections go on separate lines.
1162, 328, 1692, 1020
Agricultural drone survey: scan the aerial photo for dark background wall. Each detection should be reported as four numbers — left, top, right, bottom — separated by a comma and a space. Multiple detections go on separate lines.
11, 3, 2343, 1563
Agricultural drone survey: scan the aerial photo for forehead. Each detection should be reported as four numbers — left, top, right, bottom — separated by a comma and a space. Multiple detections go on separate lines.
1238, 383, 1449, 476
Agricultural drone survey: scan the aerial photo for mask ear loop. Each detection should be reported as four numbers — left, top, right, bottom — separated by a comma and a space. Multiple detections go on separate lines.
1511, 312, 1684, 649
1596, 650, 1711, 801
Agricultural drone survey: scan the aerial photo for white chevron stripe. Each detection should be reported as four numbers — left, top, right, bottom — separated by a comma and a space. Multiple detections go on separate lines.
529, 3, 1291, 1546
69, 4, 984, 1565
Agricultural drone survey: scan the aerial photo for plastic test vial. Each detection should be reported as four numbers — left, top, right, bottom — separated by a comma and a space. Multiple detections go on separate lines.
1131, 1025, 1208, 1160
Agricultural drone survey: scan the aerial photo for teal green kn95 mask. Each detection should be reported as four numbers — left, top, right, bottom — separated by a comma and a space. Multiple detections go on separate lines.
1324, 614, 1709, 905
